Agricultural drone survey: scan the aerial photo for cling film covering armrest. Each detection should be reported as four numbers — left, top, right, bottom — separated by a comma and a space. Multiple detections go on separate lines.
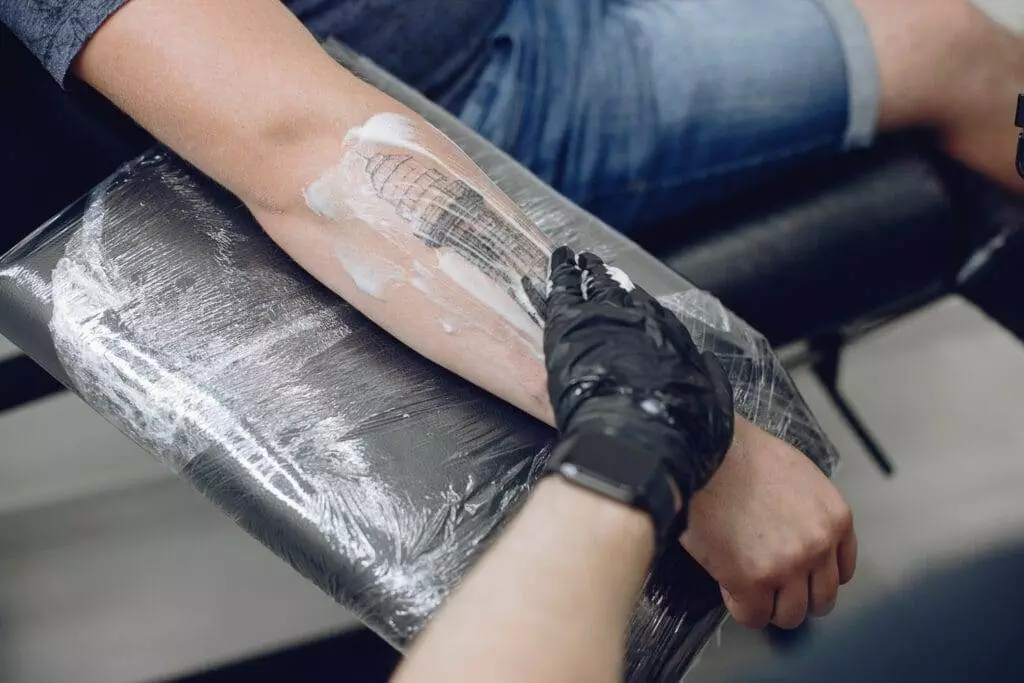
0, 41, 837, 682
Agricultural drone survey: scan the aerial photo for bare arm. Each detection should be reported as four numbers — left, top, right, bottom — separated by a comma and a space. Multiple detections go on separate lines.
76, 0, 554, 422
76, 0, 856, 630
393, 478, 654, 683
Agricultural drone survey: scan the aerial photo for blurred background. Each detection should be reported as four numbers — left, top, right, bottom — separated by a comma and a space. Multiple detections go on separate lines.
1, 1, 1023, 681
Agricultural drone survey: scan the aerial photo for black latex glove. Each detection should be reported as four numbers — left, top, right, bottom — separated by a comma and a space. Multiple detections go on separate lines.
543, 246, 735, 516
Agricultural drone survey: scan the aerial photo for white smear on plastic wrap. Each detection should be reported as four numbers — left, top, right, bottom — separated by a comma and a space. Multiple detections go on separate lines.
656, 290, 732, 335
45, 175, 353, 534
42, 163, 518, 626
47, 183, 335, 522
0, 264, 52, 304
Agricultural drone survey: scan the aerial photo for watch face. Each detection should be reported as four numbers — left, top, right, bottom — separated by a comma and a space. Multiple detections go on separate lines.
549, 434, 680, 541
555, 462, 637, 505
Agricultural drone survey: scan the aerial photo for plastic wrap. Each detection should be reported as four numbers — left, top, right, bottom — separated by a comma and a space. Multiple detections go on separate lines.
0, 41, 837, 681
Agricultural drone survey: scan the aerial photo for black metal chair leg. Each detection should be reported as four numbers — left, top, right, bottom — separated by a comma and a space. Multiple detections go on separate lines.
811, 335, 895, 477
959, 225, 1024, 344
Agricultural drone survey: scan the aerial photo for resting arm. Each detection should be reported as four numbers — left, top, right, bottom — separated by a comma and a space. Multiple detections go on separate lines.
76, 0, 554, 422
75, 0, 856, 630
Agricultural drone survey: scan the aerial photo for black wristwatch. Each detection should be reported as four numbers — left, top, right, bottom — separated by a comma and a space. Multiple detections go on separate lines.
544, 432, 683, 548
1016, 93, 1023, 179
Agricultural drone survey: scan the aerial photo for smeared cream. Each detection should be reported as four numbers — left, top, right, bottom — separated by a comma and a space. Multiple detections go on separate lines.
306, 113, 549, 357
304, 113, 446, 224
436, 250, 541, 344
606, 266, 635, 292
344, 113, 443, 166
335, 244, 405, 300
581, 264, 635, 300
307, 112, 548, 250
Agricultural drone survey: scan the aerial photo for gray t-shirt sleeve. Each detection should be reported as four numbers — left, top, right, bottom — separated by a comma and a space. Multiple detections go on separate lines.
1, 0, 130, 85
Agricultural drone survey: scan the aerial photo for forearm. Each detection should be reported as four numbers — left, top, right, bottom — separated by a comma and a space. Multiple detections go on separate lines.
76, 0, 554, 421
392, 477, 655, 683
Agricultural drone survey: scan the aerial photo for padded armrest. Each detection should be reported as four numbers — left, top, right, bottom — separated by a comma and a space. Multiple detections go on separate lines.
643, 139, 961, 346
0, 41, 836, 681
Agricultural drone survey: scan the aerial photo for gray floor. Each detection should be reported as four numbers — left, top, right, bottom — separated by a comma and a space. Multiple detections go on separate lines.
687, 298, 1024, 682
1, 1, 1022, 680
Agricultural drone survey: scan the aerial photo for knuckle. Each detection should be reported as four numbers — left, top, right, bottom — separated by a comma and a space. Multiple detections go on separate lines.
808, 528, 834, 560
785, 540, 814, 572
746, 559, 779, 587
830, 501, 854, 535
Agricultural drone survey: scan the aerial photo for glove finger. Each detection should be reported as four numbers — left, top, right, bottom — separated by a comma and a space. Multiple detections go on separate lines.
546, 246, 584, 315
575, 251, 606, 272
625, 282, 665, 315
629, 288, 701, 360
578, 254, 631, 307
663, 311, 702, 362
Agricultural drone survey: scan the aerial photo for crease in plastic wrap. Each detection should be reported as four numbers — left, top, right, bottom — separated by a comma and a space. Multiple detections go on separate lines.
0, 42, 837, 683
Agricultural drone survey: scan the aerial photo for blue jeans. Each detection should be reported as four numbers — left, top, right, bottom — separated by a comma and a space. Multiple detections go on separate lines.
456, 0, 881, 233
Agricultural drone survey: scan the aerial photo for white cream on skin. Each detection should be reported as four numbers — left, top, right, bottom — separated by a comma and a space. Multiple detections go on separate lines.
305, 113, 548, 355
306, 113, 549, 258
344, 113, 444, 166
436, 251, 541, 344
334, 244, 405, 301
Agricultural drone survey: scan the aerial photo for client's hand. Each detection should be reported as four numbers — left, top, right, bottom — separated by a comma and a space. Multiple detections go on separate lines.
543, 247, 735, 537
682, 419, 857, 629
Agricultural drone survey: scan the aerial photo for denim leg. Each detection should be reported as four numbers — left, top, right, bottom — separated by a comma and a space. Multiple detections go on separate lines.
457, 0, 881, 234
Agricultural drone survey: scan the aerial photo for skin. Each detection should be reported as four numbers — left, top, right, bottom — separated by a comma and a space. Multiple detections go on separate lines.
392, 477, 656, 683
855, 0, 1024, 194
74, 0, 1024, 632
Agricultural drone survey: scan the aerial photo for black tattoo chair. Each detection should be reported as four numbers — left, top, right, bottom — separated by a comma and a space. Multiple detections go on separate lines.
2, 23, 1022, 679
3, 24, 1022, 422
3, 32, 838, 683
638, 134, 1024, 475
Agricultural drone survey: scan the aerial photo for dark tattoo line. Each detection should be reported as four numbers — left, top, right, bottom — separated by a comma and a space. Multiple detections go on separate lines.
363, 153, 549, 323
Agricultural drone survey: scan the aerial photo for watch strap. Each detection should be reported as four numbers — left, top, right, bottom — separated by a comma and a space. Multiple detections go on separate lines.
544, 432, 684, 549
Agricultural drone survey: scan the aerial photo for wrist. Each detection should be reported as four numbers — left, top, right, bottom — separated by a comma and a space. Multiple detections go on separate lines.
543, 431, 680, 549
533, 477, 656, 557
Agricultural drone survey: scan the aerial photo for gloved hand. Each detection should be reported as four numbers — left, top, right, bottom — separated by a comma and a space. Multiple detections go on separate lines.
542, 246, 735, 532
543, 247, 857, 630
